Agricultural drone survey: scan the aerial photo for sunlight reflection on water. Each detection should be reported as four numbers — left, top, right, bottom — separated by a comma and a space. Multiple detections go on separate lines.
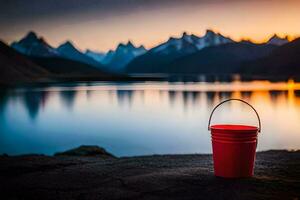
1, 80, 300, 156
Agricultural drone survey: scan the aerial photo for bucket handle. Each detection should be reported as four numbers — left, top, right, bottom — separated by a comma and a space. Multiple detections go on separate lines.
208, 99, 261, 133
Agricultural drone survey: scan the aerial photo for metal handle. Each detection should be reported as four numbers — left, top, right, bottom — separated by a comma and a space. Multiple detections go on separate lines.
208, 99, 261, 132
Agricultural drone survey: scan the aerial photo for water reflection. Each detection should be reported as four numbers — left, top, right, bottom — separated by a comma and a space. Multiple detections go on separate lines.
0, 80, 300, 156
23, 91, 44, 120
2, 83, 300, 117
60, 90, 77, 109
116, 90, 134, 107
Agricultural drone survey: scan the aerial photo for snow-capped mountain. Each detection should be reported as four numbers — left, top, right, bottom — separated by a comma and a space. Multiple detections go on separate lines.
152, 30, 234, 55
11, 31, 59, 57
102, 41, 147, 71
57, 41, 101, 67
125, 30, 234, 73
85, 50, 106, 62
267, 34, 289, 46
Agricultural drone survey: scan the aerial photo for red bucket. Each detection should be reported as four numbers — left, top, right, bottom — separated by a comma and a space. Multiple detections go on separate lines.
208, 99, 261, 178
211, 135, 257, 142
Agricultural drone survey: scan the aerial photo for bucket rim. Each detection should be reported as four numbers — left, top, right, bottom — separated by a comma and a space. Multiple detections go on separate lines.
210, 124, 258, 132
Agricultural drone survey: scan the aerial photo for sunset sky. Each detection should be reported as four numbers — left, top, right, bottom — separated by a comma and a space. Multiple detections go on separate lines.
1, 0, 300, 52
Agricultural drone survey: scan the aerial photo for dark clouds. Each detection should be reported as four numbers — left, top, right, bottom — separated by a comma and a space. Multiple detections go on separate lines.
0, 0, 248, 26
0, 0, 182, 25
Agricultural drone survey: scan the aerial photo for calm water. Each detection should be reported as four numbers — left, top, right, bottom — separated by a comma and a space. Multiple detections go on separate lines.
1, 80, 300, 157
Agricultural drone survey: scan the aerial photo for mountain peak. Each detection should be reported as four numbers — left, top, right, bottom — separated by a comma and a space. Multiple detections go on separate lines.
17, 31, 40, 44
117, 43, 126, 49
267, 34, 289, 45
57, 40, 83, 56
182, 32, 192, 39
25, 31, 38, 40
126, 40, 135, 47
167, 36, 177, 42
62, 41, 74, 47
116, 41, 136, 50
205, 29, 216, 37
11, 31, 58, 57
138, 45, 146, 50
58, 41, 77, 50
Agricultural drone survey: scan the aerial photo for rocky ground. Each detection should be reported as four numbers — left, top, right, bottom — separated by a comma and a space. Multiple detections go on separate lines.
0, 149, 299, 200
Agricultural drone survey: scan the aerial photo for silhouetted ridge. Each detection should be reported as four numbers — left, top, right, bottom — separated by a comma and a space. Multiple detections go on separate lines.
241, 38, 300, 75
126, 42, 277, 74
0, 40, 49, 84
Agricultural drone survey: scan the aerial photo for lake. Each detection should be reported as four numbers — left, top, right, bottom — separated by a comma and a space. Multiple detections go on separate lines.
1, 79, 300, 157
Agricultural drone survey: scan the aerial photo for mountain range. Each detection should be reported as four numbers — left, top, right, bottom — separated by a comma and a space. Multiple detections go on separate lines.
126, 30, 235, 73
125, 31, 294, 74
131, 42, 276, 74
11, 30, 290, 73
1, 29, 299, 85
10, 31, 146, 72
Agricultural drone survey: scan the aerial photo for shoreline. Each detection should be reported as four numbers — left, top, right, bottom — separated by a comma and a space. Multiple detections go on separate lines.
1, 74, 300, 89
1, 149, 299, 158
1, 148, 299, 200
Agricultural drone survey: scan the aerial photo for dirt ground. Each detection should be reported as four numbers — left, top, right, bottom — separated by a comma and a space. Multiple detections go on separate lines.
0, 150, 299, 200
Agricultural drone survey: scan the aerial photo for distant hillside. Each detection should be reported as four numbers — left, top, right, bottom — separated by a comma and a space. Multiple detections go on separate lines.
0, 41, 49, 85
127, 42, 277, 74
29, 56, 112, 77
240, 38, 300, 76
168, 42, 277, 74
0, 40, 119, 85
